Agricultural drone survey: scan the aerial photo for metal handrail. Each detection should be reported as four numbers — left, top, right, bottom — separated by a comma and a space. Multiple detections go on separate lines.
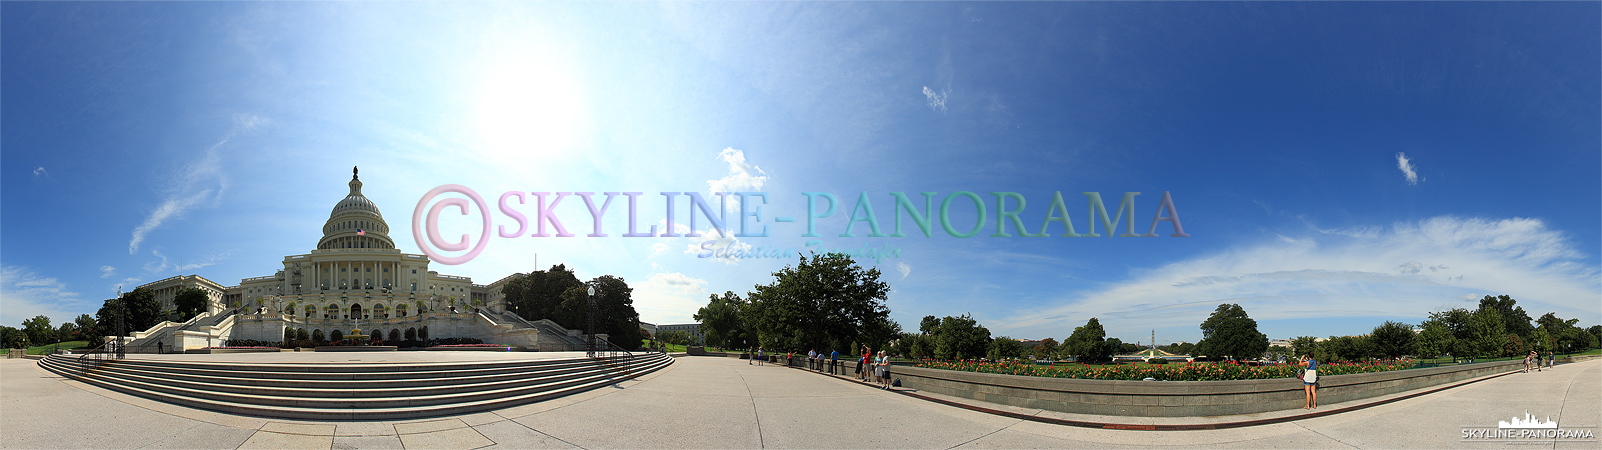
70, 341, 118, 379
590, 337, 635, 369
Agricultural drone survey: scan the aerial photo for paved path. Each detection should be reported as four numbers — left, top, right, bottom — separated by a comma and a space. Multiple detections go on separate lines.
1, 356, 1596, 449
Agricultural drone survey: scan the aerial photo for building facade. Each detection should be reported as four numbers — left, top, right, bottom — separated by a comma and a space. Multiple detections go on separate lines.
128, 168, 572, 351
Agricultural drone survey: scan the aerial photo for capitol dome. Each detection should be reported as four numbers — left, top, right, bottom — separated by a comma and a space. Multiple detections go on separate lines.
317, 167, 396, 251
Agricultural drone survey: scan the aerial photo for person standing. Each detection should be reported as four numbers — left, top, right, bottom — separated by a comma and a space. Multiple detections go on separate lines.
1302, 354, 1319, 409
1548, 351, 1555, 369
879, 350, 893, 389
857, 347, 869, 381
830, 349, 839, 375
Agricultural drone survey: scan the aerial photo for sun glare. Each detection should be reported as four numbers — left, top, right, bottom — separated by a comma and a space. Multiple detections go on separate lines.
471, 43, 590, 167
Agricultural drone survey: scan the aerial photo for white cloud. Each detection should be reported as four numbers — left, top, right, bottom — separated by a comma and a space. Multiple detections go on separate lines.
896, 262, 912, 279
0, 266, 84, 327
99, 266, 116, 279
922, 86, 948, 113
143, 250, 230, 275
632, 272, 711, 325
998, 216, 1599, 340
707, 147, 769, 194
677, 147, 770, 265
1396, 152, 1422, 185
32, 166, 48, 177
129, 115, 267, 254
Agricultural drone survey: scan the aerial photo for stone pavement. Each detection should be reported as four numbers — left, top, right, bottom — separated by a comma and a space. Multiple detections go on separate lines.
1, 355, 1596, 449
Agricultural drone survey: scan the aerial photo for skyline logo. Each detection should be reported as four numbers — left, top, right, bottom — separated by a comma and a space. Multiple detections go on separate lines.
414, 185, 1191, 265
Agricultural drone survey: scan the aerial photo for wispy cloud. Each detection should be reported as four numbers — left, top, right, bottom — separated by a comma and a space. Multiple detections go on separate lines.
129, 114, 266, 254
0, 266, 83, 327
896, 262, 912, 279
998, 216, 1598, 340
143, 250, 230, 275
32, 166, 48, 178
922, 86, 948, 113
99, 266, 116, 279
1396, 152, 1422, 185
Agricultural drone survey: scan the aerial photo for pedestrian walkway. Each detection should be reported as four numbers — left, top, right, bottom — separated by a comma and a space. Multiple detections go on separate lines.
2, 356, 1596, 448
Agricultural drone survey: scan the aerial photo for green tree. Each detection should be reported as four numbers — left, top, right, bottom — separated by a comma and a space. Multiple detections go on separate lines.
932, 314, 990, 360
1502, 333, 1526, 357
1195, 304, 1268, 360
1415, 320, 1454, 358
173, 287, 210, 321
1104, 337, 1127, 355
73, 314, 96, 341
1467, 308, 1506, 359
694, 291, 748, 349
1032, 338, 1059, 359
1290, 336, 1321, 358
1477, 295, 1534, 342
1528, 327, 1553, 353
56, 322, 78, 342
501, 264, 584, 324
95, 287, 161, 337
1370, 321, 1417, 359
1588, 325, 1602, 348
1, 326, 31, 348
1316, 335, 1373, 362
1536, 312, 1597, 354
1062, 317, 1111, 363
988, 336, 1024, 361
21, 316, 54, 345
919, 316, 941, 335
555, 275, 643, 349
904, 332, 932, 359
658, 330, 690, 346
742, 253, 894, 354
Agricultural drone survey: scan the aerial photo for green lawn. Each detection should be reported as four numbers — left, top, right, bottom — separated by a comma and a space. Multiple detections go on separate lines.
640, 341, 735, 354
25, 340, 91, 355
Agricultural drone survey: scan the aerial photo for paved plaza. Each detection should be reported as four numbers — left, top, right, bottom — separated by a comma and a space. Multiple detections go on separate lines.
1, 355, 1596, 449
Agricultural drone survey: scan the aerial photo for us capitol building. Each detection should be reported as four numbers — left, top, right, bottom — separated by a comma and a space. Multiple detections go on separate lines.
125, 168, 592, 351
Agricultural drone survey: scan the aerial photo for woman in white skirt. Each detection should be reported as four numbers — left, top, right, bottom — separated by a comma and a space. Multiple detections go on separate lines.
1302, 354, 1319, 409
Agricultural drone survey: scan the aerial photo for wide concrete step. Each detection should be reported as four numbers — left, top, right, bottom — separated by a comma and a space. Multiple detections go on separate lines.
44, 359, 633, 402
38, 353, 673, 420
72, 358, 608, 387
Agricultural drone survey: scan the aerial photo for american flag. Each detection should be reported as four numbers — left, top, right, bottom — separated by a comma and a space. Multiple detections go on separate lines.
356, 229, 366, 236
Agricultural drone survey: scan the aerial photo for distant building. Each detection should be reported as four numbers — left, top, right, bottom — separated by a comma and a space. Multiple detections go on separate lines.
639, 322, 658, 337
657, 323, 703, 345
1268, 338, 1292, 348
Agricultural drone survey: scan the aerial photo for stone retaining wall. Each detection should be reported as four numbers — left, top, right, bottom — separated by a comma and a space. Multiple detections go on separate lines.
892, 360, 1524, 417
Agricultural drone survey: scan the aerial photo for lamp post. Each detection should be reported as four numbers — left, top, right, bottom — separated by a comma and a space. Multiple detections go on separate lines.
586, 285, 596, 357
115, 286, 125, 359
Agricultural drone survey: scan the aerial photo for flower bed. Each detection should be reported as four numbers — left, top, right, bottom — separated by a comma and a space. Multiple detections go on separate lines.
186, 346, 285, 354
915, 359, 1414, 381
434, 344, 507, 347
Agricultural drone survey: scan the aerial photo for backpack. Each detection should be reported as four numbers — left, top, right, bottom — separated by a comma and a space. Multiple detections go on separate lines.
892, 378, 901, 387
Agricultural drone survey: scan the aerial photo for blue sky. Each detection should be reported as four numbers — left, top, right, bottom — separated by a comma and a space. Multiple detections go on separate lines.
4, 2, 1598, 346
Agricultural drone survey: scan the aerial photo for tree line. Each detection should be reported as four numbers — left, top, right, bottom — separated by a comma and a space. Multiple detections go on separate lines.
496, 264, 644, 349
694, 253, 900, 355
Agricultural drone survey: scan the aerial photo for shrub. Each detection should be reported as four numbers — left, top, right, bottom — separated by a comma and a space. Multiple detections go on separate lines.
1148, 358, 1168, 365
428, 337, 483, 346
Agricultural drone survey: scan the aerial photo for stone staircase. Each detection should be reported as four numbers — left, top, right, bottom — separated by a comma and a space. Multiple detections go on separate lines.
37, 352, 673, 420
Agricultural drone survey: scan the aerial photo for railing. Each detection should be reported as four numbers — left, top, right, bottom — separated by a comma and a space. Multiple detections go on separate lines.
590, 338, 635, 375
70, 340, 119, 379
